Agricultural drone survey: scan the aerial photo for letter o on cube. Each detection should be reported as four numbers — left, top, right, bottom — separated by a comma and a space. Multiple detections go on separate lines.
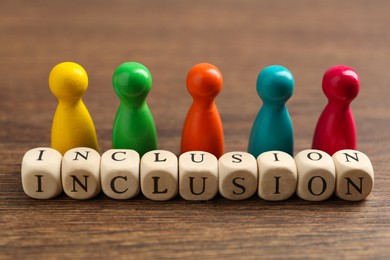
295, 150, 336, 201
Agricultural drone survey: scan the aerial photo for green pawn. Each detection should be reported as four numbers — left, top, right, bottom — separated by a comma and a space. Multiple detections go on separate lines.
112, 62, 158, 156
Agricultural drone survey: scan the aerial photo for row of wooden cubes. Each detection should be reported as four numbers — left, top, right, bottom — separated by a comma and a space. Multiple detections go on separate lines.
21, 147, 374, 201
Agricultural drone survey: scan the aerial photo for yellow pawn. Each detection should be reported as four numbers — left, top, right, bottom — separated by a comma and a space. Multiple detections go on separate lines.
49, 62, 99, 155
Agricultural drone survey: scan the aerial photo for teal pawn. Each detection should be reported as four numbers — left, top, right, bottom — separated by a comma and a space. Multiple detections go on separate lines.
112, 62, 158, 156
248, 65, 294, 157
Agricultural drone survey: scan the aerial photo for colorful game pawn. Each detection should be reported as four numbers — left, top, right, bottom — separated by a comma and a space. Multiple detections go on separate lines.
312, 65, 360, 155
49, 62, 99, 155
180, 63, 224, 158
112, 62, 157, 156
248, 65, 294, 157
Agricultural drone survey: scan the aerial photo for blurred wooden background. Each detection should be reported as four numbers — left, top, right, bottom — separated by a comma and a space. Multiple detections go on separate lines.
1, 0, 389, 258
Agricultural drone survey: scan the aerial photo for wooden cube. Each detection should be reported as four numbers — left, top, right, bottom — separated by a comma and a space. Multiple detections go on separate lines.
62, 147, 101, 199
140, 150, 178, 201
219, 151, 257, 200
295, 149, 336, 201
258, 151, 297, 201
101, 149, 140, 200
333, 149, 374, 201
179, 151, 218, 201
21, 147, 63, 199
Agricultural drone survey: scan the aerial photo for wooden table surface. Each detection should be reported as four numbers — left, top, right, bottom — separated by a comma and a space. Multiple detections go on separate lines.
1, 0, 389, 258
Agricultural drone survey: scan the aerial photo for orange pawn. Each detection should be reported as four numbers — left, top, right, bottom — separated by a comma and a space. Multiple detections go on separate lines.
180, 63, 224, 158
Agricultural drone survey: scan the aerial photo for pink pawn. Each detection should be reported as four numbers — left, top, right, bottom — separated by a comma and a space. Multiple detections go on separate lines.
312, 65, 360, 155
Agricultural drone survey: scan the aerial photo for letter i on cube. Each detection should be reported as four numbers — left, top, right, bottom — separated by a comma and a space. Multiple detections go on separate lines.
21, 147, 63, 199
258, 151, 297, 201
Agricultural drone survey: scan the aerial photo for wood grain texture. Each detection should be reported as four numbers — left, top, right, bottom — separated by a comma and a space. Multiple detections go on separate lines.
1, 0, 390, 258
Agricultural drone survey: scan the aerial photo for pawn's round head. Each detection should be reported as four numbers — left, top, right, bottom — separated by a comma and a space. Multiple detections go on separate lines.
49, 62, 88, 101
186, 63, 223, 100
112, 62, 152, 102
256, 65, 294, 104
322, 65, 360, 104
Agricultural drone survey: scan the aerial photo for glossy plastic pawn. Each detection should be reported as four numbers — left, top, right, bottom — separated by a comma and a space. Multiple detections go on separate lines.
112, 62, 158, 156
181, 63, 224, 158
248, 65, 294, 157
312, 65, 360, 155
